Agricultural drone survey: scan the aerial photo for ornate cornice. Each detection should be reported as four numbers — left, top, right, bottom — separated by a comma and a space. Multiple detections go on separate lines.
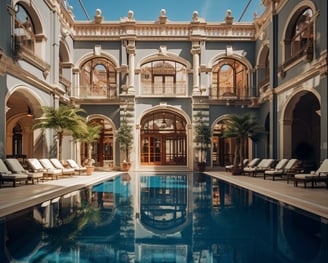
72, 21, 256, 42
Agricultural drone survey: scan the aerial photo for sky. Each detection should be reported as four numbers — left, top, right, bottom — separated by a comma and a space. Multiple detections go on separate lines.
66, 0, 265, 22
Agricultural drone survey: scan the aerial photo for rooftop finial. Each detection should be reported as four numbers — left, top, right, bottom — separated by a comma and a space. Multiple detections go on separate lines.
158, 9, 168, 24
192, 11, 199, 22
94, 9, 103, 23
128, 10, 134, 20
225, 9, 234, 24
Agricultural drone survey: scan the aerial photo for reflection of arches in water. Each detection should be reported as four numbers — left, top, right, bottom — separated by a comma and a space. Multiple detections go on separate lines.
280, 207, 321, 262
139, 175, 188, 234
91, 181, 116, 226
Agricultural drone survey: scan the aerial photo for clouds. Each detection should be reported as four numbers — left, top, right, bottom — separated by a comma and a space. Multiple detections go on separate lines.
200, 0, 212, 19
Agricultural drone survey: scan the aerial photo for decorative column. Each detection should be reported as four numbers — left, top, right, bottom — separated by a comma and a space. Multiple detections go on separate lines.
127, 41, 136, 94
191, 42, 201, 95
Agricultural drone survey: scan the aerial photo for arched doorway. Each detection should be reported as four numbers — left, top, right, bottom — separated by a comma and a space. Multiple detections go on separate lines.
81, 117, 114, 168
212, 118, 248, 167
6, 88, 42, 159
282, 91, 320, 171
140, 110, 187, 165
292, 93, 320, 170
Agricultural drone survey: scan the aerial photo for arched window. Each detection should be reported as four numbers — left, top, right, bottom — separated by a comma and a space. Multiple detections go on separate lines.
140, 60, 187, 96
12, 123, 23, 156
257, 45, 270, 92
59, 41, 71, 93
284, 8, 314, 66
80, 58, 117, 98
14, 3, 35, 54
211, 58, 248, 98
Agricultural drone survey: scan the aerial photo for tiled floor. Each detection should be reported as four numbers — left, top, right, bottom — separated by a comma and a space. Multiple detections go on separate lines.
1, 170, 328, 220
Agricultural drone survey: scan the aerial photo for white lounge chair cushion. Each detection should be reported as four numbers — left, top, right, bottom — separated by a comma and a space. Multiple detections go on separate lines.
67, 159, 87, 171
295, 159, 328, 179
27, 159, 46, 172
50, 159, 75, 174
5, 158, 43, 180
39, 159, 63, 175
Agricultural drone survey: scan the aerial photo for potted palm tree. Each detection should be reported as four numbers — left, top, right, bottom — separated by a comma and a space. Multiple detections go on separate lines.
194, 112, 212, 172
116, 117, 133, 171
116, 117, 134, 171
73, 122, 102, 175
33, 105, 86, 161
222, 113, 262, 175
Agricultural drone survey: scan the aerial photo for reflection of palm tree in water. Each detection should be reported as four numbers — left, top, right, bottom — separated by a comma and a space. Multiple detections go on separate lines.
30, 204, 101, 262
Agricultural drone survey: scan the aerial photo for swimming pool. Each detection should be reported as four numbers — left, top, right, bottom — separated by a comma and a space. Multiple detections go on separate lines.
0, 172, 327, 263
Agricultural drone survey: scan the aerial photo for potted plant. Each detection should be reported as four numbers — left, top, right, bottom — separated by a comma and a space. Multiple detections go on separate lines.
116, 117, 133, 171
222, 113, 262, 175
194, 112, 212, 172
73, 122, 102, 175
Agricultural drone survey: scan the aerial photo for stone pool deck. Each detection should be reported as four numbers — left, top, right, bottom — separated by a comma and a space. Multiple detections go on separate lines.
0, 170, 327, 220
0, 171, 122, 217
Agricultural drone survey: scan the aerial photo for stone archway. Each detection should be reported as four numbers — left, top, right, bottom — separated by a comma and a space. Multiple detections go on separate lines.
140, 109, 188, 166
81, 115, 115, 168
6, 88, 43, 159
281, 91, 320, 171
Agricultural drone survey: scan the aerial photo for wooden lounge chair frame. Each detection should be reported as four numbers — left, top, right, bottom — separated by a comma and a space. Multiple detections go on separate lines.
0, 159, 28, 187
5, 158, 43, 184
243, 159, 274, 177
294, 159, 328, 188
263, 158, 290, 180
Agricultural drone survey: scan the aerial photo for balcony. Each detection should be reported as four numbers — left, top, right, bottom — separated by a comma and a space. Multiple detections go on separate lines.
140, 84, 187, 97
73, 85, 117, 100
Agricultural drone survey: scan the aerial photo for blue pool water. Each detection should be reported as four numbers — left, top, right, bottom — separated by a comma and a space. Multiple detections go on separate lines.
0, 172, 327, 263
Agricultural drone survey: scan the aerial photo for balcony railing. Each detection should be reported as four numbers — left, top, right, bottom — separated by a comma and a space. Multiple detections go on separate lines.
141, 84, 187, 96
77, 85, 117, 99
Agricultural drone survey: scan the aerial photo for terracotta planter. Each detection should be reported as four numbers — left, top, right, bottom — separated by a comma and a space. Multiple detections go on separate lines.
121, 162, 131, 171
86, 166, 94, 175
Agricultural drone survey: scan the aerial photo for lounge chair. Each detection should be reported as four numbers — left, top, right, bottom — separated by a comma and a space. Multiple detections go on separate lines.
225, 159, 249, 172
39, 159, 63, 179
243, 159, 275, 177
264, 158, 299, 181
242, 158, 261, 173
294, 159, 328, 188
66, 159, 87, 175
27, 158, 61, 180
5, 158, 43, 184
264, 159, 289, 180
0, 159, 28, 187
50, 158, 75, 175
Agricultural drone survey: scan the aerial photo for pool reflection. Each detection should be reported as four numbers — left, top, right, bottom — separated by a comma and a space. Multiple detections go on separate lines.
1, 172, 327, 263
